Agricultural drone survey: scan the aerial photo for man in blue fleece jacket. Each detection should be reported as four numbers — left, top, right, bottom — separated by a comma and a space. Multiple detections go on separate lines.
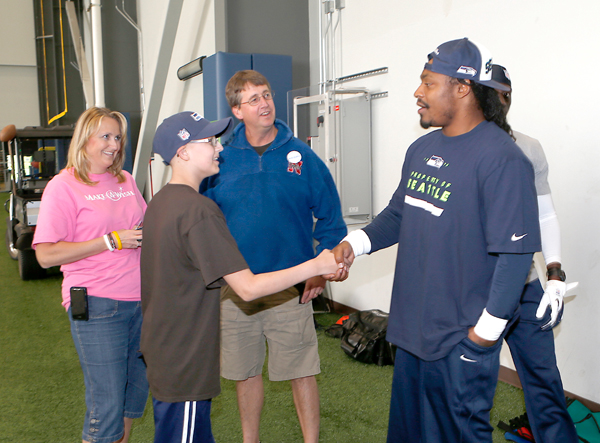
201, 70, 346, 443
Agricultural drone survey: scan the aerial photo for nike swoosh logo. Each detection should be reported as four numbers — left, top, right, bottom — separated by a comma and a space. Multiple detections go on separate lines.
511, 233, 527, 241
460, 354, 477, 363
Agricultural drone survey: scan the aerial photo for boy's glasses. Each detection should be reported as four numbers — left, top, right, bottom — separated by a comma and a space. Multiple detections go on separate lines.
189, 136, 218, 147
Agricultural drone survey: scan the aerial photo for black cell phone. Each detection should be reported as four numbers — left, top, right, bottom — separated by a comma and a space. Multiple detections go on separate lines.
70, 287, 89, 321
295, 282, 306, 304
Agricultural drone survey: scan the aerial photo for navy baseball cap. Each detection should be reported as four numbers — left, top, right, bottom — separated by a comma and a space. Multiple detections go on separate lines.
491, 64, 512, 89
153, 112, 233, 165
425, 38, 511, 92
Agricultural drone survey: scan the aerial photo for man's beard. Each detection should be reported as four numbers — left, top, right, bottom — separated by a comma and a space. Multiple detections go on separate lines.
419, 118, 432, 129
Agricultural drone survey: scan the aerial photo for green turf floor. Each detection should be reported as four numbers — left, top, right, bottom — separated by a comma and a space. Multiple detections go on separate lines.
0, 196, 526, 442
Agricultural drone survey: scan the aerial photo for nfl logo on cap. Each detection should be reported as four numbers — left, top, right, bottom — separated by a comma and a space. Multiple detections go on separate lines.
178, 129, 190, 141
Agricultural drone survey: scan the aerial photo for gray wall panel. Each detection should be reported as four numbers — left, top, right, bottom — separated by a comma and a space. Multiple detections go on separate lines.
225, 0, 309, 90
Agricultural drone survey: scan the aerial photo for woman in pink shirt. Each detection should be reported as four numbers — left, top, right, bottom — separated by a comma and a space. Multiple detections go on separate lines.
33, 107, 148, 443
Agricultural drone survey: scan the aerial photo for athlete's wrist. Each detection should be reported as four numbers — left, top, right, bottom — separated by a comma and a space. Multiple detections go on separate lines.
468, 326, 497, 347
473, 308, 508, 342
342, 229, 371, 257
546, 264, 566, 282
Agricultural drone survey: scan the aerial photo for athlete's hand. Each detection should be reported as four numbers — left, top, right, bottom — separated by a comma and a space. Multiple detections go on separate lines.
467, 327, 497, 347
324, 241, 354, 282
536, 280, 578, 330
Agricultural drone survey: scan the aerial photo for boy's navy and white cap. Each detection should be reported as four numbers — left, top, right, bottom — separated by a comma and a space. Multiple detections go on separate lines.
426, 38, 511, 92
153, 112, 233, 165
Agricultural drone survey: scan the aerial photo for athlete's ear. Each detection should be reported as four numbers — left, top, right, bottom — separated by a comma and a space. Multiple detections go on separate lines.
456, 80, 472, 100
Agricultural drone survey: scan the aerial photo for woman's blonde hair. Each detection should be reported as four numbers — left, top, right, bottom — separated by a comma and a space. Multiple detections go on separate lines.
66, 107, 128, 185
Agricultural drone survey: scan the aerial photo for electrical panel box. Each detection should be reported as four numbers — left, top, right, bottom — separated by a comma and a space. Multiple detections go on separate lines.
294, 89, 372, 225
336, 94, 372, 222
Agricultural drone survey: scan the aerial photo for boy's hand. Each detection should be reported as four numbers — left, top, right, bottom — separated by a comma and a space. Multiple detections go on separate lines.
316, 249, 346, 279
300, 276, 326, 304
324, 241, 354, 282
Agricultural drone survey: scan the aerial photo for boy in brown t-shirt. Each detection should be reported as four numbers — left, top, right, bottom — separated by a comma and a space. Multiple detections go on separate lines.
140, 111, 342, 443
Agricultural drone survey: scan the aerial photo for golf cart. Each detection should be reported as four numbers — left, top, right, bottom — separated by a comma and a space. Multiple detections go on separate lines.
1, 124, 73, 280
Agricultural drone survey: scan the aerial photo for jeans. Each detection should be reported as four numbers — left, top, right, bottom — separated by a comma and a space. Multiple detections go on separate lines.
69, 296, 149, 443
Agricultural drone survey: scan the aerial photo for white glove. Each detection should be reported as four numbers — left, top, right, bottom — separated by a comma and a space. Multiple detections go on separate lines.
536, 280, 579, 330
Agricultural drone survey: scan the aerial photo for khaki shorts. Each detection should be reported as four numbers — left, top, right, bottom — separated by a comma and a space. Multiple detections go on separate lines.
220, 285, 320, 382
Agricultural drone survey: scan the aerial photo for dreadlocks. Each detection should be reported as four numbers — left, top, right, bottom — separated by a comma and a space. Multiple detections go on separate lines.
471, 82, 513, 137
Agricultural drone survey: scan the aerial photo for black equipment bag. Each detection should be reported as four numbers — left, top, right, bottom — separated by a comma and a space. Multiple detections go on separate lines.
339, 309, 395, 366
497, 413, 535, 442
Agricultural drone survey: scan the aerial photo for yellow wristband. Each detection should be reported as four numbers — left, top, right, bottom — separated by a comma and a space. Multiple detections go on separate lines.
111, 231, 123, 250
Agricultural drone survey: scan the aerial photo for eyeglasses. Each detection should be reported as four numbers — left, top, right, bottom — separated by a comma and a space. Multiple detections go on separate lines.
188, 136, 218, 147
240, 91, 274, 106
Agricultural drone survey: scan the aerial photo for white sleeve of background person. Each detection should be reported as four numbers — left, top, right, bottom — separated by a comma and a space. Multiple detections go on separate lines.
538, 194, 561, 265
342, 229, 371, 257
473, 308, 508, 341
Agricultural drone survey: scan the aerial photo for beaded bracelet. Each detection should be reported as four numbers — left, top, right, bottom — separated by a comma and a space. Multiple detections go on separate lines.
108, 232, 117, 250
111, 231, 123, 250
103, 234, 115, 252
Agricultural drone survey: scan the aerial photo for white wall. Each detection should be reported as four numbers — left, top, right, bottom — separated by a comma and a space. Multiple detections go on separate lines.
314, 0, 600, 403
137, 0, 220, 192
0, 0, 40, 128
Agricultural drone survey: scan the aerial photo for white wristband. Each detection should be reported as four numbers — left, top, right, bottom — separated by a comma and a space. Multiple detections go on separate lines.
103, 234, 115, 252
473, 308, 508, 342
342, 229, 371, 257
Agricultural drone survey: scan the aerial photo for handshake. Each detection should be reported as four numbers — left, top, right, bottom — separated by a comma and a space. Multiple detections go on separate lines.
311, 242, 355, 284
299, 241, 354, 305
321, 241, 354, 282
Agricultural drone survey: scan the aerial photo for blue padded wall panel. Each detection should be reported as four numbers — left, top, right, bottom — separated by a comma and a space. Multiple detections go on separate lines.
203, 52, 251, 122
250, 53, 292, 125
202, 52, 292, 132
